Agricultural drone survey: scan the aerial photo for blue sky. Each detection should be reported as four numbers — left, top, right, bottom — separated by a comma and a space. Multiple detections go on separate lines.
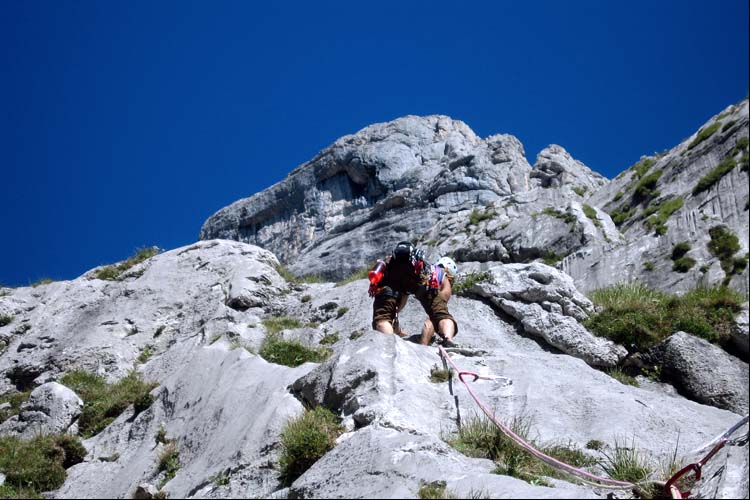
1, 0, 748, 287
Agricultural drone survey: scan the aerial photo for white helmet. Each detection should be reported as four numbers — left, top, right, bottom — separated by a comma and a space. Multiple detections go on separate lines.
436, 256, 457, 275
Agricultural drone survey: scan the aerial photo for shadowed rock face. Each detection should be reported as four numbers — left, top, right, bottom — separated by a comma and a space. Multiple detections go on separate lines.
0, 241, 746, 499
200, 101, 749, 296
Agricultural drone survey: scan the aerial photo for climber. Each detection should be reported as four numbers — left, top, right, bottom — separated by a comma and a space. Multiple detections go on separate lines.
417, 256, 458, 346
369, 241, 459, 347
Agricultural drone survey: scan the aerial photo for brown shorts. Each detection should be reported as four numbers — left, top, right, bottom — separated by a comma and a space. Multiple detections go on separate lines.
372, 289, 458, 335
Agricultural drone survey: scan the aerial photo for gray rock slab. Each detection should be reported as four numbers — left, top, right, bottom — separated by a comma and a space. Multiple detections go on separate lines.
288, 425, 598, 499
662, 331, 749, 415
54, 344, 314, 499
0, 382, 82, 438
469, 263, 627, 367
0, 240, 283, 394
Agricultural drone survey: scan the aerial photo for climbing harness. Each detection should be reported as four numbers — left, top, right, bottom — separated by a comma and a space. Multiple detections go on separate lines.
435, 345, 749, 497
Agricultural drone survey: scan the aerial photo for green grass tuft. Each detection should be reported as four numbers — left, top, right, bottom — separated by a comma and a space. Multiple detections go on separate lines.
672, 257, 696, 273
541, 207, 577, 225
643, 196, 683, 236
721, 120, 737, 132
158, 442, 180, 488
279, 406, 343, 485
541, 251, 564, 266
688, 122, 721, 150
30, 278, 54, 287
60, 370, 158, 438
632, 158, 656, 178
607, 367, 639, 387
259, 335, 331, 367
0, 391, 31, 423
419, 481, 454, 499
671, 242, 691, 260
708, 225, 741, 279
0, 315, 13, 327
319, 332, 340, 345
468, 208, 494, 226
586, 439, 604, 451
599, 437, 653, 483
453, 271, 493, 296
632, 169, 663, 203
137, 345, 155, 364
609, 206, 636, 227
450, 414, 596, 484
693, 156, 737, 196
585, 283, 743, 351
429, 365, 454, 383
262, 317, 303, 334
582, 204, 601, 227
96, 247, 159, 281
0, 433, 86, 497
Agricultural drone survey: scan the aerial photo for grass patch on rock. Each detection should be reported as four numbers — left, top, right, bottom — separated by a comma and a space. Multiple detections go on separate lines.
688, 123, 721, 150
157, 441, 180, 488
429, 365, 454, 383
643, 196, 683, 236
262, 316, 303, 334
693, 156, 737, 196
259, 335, 331, 367
448, 414, 596, 485
319, 332, 340, 345
541, 207, 577, 225
707, 225, 745, 284
0, 433, 86, 498
585, 283, 743, 351
599, 437, 653, 483
0, 391, 31, 423
453, 271, 493, 296
96, 246, 159, 281
631, 169, 662, 203
60, 370, 158, 438
582, 204, 601, 227
279, 406, 343, 485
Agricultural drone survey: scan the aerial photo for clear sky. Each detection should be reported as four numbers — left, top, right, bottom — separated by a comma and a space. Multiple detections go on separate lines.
1, 0, 748, 287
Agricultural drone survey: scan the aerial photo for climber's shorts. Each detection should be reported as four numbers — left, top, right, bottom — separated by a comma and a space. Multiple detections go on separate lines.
416, 289, 458, 336
372, 287, 457, 336
371, 287, 403, 330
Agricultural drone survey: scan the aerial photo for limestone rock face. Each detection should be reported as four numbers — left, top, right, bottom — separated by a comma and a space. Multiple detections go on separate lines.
575, 100, 749, 295
467, 263, 627, 367
530, 144, 608, 193
0, 382, 82, 439
200, 101, 749, 299
0, 242, 746, 499
286, 425, 597, 499
661, 331, 749, 415
199, 115, 536, 280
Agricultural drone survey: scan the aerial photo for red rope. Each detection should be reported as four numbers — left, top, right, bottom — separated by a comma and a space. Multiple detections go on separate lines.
438, 346, 749, 498
437, 346, 635, 489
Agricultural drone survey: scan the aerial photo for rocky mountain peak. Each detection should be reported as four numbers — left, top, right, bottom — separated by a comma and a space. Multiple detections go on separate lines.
531, 144, 609, 192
